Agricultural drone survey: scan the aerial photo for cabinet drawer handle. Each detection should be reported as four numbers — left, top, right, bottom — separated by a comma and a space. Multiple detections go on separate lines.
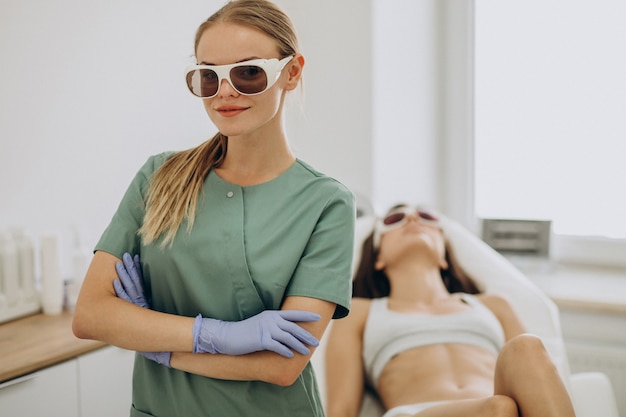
0, 372, 40, 390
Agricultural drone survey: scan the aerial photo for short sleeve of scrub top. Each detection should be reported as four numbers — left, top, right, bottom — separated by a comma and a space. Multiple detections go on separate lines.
95, 153, 355, 417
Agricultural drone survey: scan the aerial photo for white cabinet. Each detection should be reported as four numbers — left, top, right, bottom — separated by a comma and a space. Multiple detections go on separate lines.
559, 307, 626, 417
77, 346, 134, 417
0, 346, 135, 417
0, 359, 79, 417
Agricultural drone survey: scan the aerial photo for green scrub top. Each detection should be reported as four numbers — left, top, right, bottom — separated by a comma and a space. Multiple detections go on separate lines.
96, 152, 355, 417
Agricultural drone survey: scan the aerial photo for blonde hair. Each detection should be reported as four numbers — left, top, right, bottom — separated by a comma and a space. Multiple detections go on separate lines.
139, 0, 300, 247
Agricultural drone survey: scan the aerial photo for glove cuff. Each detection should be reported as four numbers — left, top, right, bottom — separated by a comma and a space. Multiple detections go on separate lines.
192, 313, 219, 354
138, 351, 171, 368
192, 313, 204, 354
158, 352, 172, 368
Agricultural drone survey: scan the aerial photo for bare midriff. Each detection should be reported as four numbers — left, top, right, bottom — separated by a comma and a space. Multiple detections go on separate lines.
376, 344, 497, 409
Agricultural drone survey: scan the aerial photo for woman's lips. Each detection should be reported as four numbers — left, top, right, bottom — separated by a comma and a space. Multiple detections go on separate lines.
216, 105, 249, 117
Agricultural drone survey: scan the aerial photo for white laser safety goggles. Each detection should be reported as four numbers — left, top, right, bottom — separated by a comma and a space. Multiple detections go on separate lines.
373, 206, 439, 249
185, 55, 294, 98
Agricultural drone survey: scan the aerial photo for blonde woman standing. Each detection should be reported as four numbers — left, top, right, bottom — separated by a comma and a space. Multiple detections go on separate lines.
73, 1, 355, 416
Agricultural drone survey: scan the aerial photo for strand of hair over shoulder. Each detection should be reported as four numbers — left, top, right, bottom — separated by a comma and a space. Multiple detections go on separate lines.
139, 134, 228, 247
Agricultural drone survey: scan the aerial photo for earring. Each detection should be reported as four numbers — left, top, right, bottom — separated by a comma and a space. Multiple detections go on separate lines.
374, 258, 385, 271
439, 257, 449, 270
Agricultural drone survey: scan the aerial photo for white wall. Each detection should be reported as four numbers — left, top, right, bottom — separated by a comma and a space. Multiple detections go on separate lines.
0, 0, 227, 268
372, 0, 442, 213
280, 1, 373, 202
0, 0, 451, 275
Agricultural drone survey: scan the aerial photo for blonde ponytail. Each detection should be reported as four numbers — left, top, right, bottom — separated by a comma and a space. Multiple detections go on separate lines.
139, 133, 227, 247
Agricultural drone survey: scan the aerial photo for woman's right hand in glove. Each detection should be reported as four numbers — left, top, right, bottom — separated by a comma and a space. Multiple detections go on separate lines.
193, 310, 321, 358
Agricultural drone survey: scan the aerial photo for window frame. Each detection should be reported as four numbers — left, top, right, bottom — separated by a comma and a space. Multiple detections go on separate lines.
441, 0, 626, 270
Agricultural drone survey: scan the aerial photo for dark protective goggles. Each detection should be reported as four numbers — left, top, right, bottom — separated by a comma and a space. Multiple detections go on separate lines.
185, 56, 294, 98
374, 207, 439, 248
381, 207, 439, 228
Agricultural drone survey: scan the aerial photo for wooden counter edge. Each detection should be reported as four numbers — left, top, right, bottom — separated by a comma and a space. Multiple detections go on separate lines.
0, 311, 108, 384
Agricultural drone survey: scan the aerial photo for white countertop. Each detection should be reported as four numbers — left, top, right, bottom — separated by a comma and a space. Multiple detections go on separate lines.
508, 256, 626, 314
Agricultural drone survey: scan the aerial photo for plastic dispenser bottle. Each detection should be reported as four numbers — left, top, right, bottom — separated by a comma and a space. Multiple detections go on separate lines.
67, 229, 90, 311
13, 229, 37, 303
40, 233, 63, 315
0, 231, 20, 308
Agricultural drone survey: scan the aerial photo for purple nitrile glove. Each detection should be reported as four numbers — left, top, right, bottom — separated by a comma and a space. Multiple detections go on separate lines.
114, 253, 149, 308
192, 309, 321, 358
114, 252, 171, 367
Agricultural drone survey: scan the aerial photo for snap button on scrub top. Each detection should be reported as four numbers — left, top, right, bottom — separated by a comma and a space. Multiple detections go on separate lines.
227, 191, 234, 198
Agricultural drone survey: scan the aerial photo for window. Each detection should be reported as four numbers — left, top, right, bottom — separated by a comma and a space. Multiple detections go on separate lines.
474, 0, 626, 243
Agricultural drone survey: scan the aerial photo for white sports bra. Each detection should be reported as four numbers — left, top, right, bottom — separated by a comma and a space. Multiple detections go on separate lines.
362, 294, 505, 386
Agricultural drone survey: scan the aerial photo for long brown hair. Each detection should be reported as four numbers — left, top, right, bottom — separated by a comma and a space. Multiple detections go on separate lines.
352, 220, 480, 299
139, 0, 300, 246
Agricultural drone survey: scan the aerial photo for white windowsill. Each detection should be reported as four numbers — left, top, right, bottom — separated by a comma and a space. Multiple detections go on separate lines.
505, 255, 626, 315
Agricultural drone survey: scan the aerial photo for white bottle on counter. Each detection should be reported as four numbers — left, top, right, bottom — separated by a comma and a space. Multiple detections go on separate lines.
11, 228, 38, 303
0, 231, 20, 307
16, 231, 37, 303
40, 233, 63, 315
67, 229, 90, 311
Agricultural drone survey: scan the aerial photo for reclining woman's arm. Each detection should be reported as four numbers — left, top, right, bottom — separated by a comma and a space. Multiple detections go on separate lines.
478, 293, 527, 340
325, 298, 370, 417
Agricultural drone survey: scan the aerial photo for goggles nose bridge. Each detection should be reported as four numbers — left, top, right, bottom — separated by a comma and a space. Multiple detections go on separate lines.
217, 74, 238, 96
404, 209, 420, 222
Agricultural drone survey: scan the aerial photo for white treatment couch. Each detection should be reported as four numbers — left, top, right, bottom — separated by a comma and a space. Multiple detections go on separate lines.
311, 213, 620, 417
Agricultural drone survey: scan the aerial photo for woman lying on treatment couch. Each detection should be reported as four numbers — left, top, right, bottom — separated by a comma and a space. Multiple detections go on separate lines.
325, 204, 577, 417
